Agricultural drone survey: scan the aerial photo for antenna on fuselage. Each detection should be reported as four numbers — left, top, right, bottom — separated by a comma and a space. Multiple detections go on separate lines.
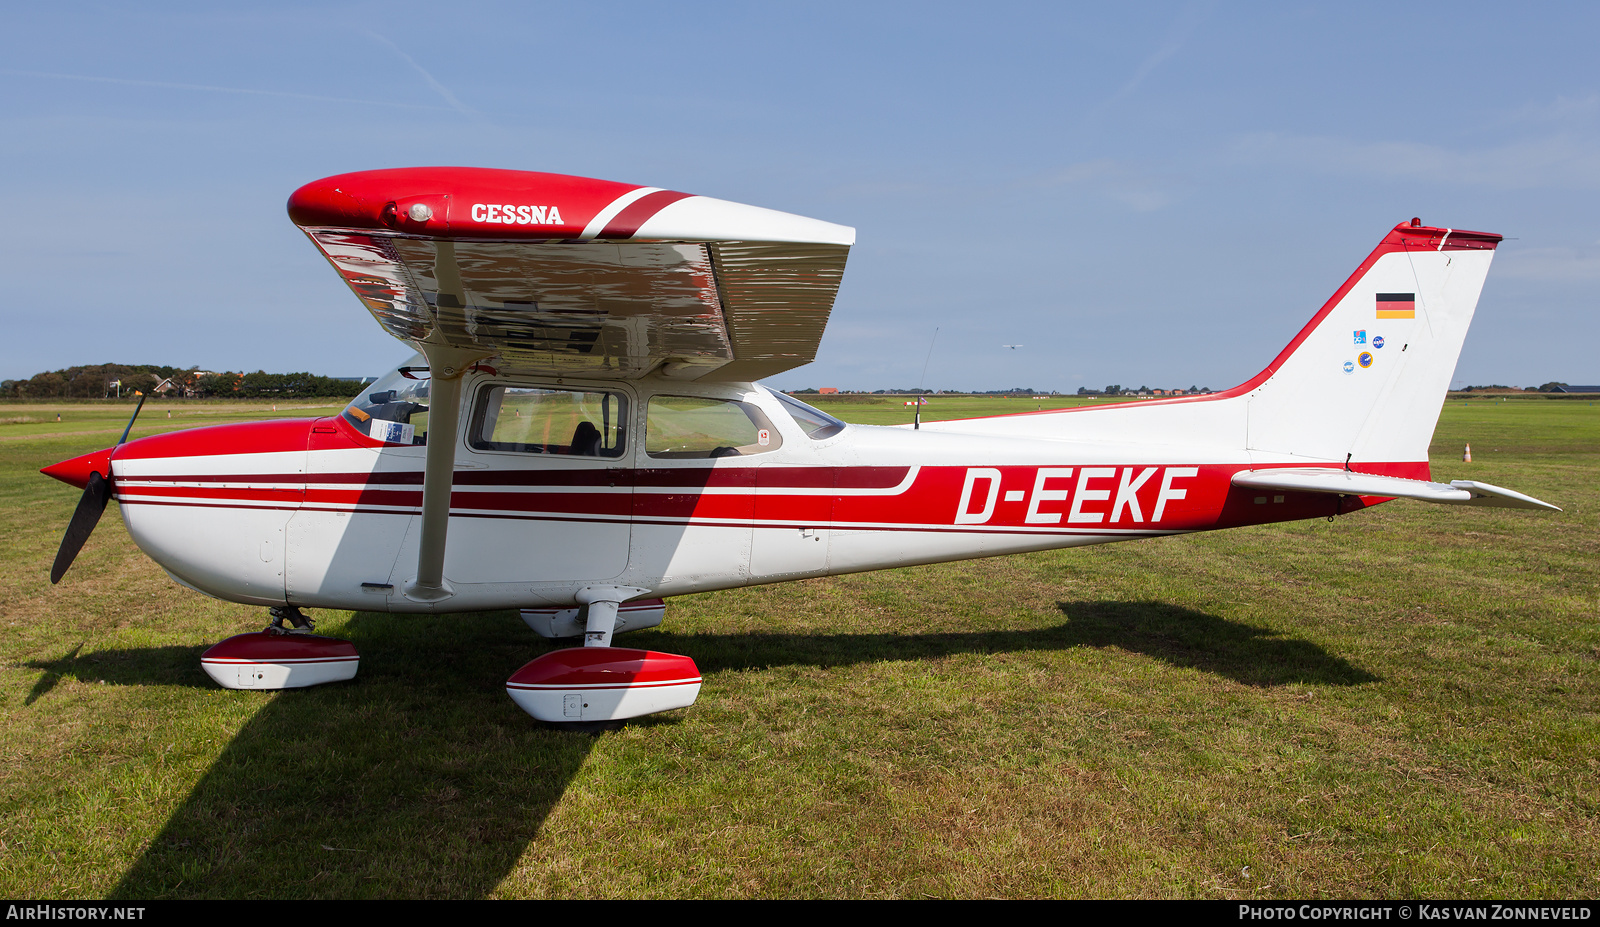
915, 327, 938, 431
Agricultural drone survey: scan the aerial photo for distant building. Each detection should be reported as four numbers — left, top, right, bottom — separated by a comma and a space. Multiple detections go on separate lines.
1552, 385, 1600, 393
818, 387, 839, 395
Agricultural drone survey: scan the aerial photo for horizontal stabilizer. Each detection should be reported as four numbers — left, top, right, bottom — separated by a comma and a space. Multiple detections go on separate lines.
1231, 469, 1560, 512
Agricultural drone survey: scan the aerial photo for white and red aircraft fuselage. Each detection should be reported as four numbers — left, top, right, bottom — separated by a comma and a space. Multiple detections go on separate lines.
42, 168, 1557, 724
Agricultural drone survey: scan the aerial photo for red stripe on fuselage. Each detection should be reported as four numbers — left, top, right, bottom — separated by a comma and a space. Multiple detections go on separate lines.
116, 461, 1423, 534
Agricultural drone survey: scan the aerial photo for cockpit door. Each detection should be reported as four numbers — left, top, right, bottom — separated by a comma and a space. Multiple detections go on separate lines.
444, 382, 633, 584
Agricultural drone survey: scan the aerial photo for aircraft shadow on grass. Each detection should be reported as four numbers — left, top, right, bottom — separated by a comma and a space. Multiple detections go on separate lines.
21, 601, 1374, 898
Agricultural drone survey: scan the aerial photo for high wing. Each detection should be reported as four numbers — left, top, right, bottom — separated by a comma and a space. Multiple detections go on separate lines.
1231, 468, 1561, 511
287, 168, 854, 381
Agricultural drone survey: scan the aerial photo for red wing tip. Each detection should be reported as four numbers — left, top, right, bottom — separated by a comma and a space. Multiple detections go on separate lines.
286, 166, 648, 235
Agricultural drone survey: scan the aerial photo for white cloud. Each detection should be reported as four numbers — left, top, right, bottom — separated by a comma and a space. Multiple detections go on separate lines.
1508, 93, 1600, 127
1495, 246, 1600, 281
1232, 131, 1600, 191
1037, 159, 1174, 211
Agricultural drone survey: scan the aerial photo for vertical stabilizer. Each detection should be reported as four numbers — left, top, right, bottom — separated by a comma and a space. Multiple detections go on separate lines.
921, 221, 1501, 475
1241, 222, 1499, 467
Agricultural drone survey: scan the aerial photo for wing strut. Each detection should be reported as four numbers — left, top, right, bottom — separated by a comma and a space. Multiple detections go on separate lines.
402, 343, 490, 604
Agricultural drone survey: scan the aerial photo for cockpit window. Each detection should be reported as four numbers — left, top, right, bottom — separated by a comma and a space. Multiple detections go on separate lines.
343, 369, 431, 445
767, 389, 847, 440
469, 386, 626, 457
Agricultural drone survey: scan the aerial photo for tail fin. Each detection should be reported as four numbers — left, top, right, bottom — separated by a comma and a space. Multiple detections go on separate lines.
1241, 221, 1500, 466
926, 221, 1500, 471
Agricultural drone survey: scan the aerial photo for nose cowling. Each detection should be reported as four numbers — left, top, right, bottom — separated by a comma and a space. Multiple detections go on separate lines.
41, 447, 115, 491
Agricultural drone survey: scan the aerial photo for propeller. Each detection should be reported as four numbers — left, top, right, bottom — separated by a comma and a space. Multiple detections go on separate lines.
49, 392, 145, 584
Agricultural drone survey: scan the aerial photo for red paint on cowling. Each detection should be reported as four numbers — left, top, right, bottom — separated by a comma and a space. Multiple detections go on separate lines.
309, 415, 383, 451
41, 447, 114, 490
201, 632, 358, 663
507, 648, 701, 689
112, 418, 314, 460
287, 167, 669, 241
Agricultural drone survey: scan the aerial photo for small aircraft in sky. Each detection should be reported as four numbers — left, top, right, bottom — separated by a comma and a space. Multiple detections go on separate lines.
1003, 344, 1023, 350
42, 167, 1558, 725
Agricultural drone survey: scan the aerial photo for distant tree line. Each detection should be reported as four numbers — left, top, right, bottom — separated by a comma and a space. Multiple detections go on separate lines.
1, 364, 370, 399
1457, 383, 1580, 393
1077, 385, 1213, 396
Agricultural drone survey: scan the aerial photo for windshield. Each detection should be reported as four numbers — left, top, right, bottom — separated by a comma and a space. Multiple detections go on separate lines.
343, 362, 431, 445
766, 388, 847, 440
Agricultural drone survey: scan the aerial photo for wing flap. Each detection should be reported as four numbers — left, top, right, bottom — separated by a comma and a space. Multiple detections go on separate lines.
1231, 468, 1560, 512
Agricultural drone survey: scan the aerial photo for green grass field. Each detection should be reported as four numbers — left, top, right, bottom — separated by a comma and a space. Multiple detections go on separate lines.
0, 396, 1594, 898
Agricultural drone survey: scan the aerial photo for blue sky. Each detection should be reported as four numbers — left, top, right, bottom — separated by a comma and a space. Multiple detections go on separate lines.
2, 2, 1596, 391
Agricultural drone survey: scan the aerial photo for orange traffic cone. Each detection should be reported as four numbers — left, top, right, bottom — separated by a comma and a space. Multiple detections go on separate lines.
1463, 444, 1472, 463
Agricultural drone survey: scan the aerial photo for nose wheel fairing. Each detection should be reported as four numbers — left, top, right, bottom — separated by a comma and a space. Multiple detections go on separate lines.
200, 627, 359, 690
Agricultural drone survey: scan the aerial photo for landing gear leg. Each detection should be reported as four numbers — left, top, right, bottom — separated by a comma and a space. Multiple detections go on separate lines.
583, 599, 620, 647
265, 605, 315, 635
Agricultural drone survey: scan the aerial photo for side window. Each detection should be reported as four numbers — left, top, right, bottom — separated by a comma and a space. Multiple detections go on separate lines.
646, 395, 782, 459
470, 386, 627, 458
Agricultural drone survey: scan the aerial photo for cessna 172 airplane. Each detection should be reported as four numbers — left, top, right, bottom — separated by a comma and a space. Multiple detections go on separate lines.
42, 167, 1559, 725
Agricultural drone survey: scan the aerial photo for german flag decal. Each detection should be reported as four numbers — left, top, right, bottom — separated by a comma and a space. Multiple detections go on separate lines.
1376, 292, 1415, 319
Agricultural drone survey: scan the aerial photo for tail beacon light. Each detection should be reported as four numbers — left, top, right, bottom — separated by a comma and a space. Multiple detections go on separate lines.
200, 632, 360, 690
506, 648, 702, 723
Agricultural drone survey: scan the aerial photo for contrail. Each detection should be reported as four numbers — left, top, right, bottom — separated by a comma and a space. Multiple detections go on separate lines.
1088, 1, 1213, 121
366, 32, 476, 116
0, 68, 450, 111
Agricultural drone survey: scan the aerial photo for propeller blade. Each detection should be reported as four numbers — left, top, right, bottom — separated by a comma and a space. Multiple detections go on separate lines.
119, 391, 147, 444
48, 392, 143, 584
51, 471, 110, 584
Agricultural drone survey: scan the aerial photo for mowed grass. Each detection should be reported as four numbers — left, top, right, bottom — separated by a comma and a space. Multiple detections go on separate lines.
0, 396, 1594, 898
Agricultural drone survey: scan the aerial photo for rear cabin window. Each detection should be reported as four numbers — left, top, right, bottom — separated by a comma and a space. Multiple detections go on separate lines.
470, 386, 626, 458
646, 396, 782, 459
